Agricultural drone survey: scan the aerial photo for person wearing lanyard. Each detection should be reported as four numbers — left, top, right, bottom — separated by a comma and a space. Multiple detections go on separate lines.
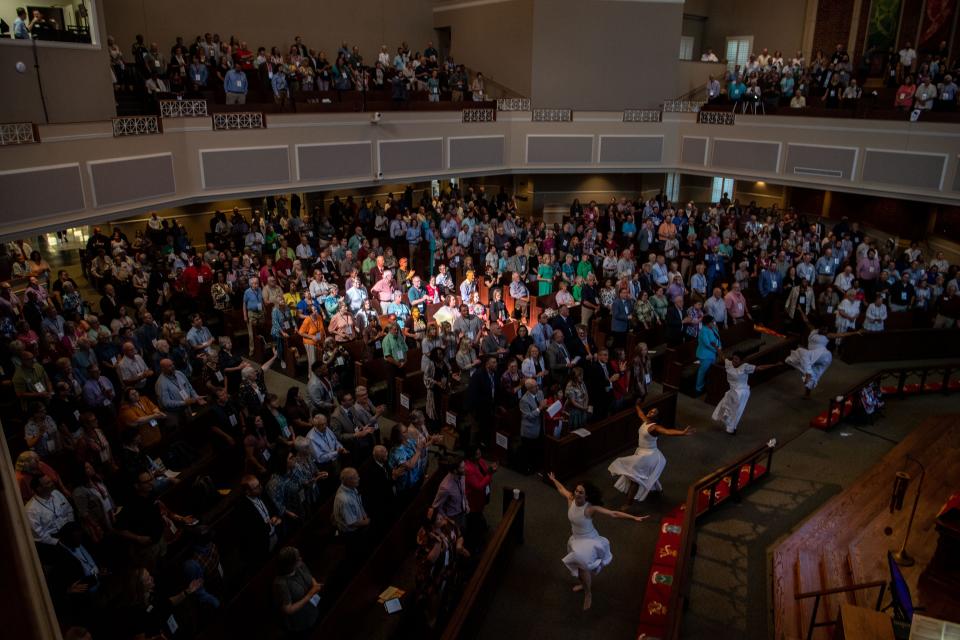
695, 315, 722, 395
26, 475, 75, 545
155, 359, 206, 423
243, 277, 264, 357
430, 458, 469, 530
53, 521, 102, 598
298, 307, 325, 371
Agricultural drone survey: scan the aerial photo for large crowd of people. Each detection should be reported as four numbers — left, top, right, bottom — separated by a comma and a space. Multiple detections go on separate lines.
1, 179, 958, 638
107, 32, 488, 105
704, 41, 960, 112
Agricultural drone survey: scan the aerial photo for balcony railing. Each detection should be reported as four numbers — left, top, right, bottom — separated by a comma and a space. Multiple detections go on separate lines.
0, 123, 40, 145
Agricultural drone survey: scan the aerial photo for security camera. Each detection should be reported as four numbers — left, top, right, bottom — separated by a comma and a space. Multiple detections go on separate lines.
371, 112, 382, 124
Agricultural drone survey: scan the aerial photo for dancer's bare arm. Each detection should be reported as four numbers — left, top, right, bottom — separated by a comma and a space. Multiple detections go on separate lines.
586, 505, 648, 522
547, 472, 573, 501
650, 424, 695, 437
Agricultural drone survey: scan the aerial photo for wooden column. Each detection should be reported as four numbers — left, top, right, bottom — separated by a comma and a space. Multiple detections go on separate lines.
0, 425, 63, 640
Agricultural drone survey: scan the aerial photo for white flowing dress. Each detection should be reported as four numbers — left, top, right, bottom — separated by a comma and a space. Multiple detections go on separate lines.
608, 421, 666, 502
562, 501, 613, 577
785, 331, 832, 390
712, 359, 757, 433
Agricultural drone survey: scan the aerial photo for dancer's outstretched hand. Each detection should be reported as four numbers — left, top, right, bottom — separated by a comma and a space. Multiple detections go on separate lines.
633, 514, 649, 523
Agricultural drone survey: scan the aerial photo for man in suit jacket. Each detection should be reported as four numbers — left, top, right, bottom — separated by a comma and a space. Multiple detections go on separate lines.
544, 330, 573, 387
586, 349, 617, 419
234, 474, 281, 562
99, 283, 119, 322
362, 445, 395, 529
665, 295, 686, 346
568, 324, 597, 363
611, 288, 634, 346
329, 391, 376, 463
518, 378, 546, 474
467, 357, 498, 445
549, 305, 577, 344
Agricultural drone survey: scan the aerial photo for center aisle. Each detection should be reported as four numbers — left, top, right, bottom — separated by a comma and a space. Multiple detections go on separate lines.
473, 357, 955, 640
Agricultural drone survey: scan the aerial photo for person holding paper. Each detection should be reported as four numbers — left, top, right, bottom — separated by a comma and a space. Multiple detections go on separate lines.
607, 404, 693, 506
518, 378, 547, 475
274, 546, 323, 635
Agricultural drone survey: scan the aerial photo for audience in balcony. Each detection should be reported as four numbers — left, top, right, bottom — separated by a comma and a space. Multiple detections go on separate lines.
108, 31, 488, 111
705, 41, 959, 113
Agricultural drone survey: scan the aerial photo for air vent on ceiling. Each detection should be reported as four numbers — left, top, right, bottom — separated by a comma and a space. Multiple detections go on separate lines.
794, 166, 844, 178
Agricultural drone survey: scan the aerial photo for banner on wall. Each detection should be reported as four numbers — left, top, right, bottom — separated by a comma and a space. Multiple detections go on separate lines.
865, 0, 904, 53
918, 0, 957, 51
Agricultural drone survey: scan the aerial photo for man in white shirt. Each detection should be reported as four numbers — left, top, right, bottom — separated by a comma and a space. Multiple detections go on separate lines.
898, 42, 917, 78
26, 476, 75, 545
117, 341, 153, 390
701, 49, 719, 62
914, 77, 937, 110
704, 287, 728, 327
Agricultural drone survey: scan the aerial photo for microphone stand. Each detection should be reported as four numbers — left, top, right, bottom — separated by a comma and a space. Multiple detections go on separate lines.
892, 455, 925, 566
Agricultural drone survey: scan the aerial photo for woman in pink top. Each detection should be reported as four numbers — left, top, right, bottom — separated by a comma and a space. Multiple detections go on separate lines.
856, 249, 880, 295
895, 76, 916, 109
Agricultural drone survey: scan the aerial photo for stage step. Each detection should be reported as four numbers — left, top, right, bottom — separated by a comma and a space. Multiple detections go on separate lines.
795, 549, 833, 640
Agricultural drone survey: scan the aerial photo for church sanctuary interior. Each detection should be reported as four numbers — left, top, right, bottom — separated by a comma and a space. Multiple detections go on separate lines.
5, 1, 960, 639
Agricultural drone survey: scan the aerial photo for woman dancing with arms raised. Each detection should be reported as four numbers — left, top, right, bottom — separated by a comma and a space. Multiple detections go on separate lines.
608, 404, 694, 507
546, 472, 647, 611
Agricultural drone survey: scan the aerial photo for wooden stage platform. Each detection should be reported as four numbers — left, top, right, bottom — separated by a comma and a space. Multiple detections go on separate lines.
772, 415, 960, 640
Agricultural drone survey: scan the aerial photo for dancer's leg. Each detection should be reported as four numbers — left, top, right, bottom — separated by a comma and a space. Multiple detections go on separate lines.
578, 567, 593, 610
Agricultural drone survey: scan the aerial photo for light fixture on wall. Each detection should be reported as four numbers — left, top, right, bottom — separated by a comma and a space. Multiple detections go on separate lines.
756, 181, 766, 186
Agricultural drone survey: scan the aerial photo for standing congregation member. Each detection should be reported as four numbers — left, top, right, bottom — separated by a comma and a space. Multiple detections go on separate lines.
694, 315, 721, 395
243, 277, 265, 357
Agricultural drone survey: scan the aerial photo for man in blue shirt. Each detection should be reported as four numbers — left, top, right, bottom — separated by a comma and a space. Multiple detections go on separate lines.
758, 263, 782, 323
531, 313, 553, 353
224, 66, 248, 104
407, 276, 429, 315
815, 248, 839, 285
271, 68, 289, 107
13, 7, 33, 39
242, 277, 264, 356
307, 414, 346, 471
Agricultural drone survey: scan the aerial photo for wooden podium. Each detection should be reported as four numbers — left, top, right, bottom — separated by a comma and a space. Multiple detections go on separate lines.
832, 604, 894, 640
921, 492, 960, 592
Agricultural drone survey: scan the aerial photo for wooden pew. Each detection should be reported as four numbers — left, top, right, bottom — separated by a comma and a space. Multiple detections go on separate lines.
838, 327, 960, 364
439, 488, 526, 640
704, 336, 799, 404
200, 461, 443, 640
308, 469, 445, 639
543, 391, 678, 480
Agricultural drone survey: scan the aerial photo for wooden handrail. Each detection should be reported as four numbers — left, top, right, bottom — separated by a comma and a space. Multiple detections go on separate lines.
795, 580, 886, 600
824, 361, 960, 429
664, 442, 775, 639
440, 489, 525, 640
